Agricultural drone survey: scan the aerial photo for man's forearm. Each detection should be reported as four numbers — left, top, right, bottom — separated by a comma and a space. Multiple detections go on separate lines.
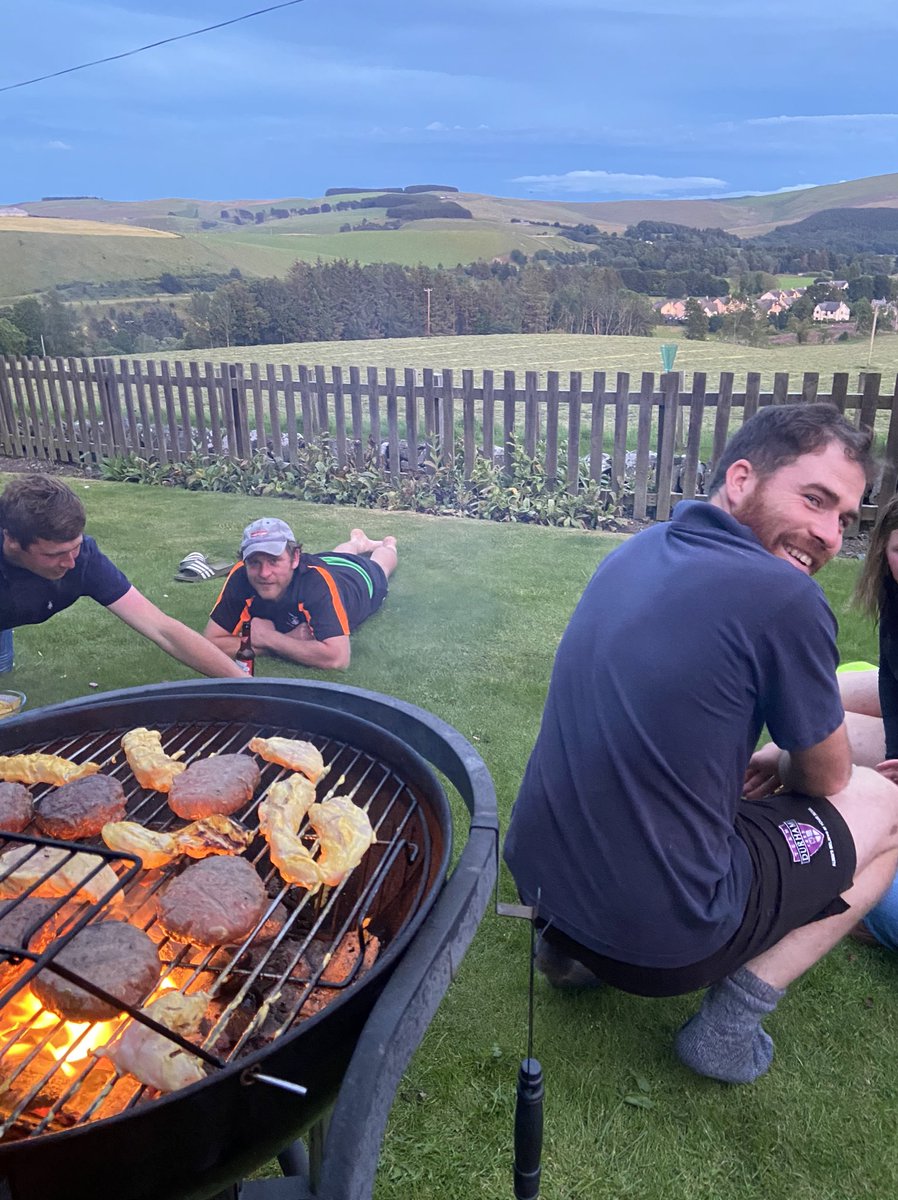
262, 629, 349, 670
156, 623, 246, 678
777, 748, 851, 798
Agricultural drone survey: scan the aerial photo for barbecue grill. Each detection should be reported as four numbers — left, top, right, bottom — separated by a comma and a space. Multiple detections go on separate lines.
0, 679, 498, 1200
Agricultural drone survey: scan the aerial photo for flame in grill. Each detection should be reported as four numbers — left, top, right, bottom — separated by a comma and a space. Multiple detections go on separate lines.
0, 976, 180, 1082
0, 990, 119, 1077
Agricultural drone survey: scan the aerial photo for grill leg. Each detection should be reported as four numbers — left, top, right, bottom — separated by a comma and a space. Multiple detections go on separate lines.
307, 1113, 331, 1191
233, 1114, 332, 1200
277, 1139, 310, 1179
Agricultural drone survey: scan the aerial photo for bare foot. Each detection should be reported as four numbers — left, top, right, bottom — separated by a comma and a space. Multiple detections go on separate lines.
349, 528, 383, 554
383, 535, 397, 550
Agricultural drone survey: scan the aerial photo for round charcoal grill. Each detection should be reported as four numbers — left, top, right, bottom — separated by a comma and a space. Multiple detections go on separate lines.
0, 680, 497, 1200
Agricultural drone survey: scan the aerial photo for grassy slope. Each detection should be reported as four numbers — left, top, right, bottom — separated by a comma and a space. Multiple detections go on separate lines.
6, 172, 898, 301
145, 330, 898, 392
556, 172, 898, 234
4, 480, 895, 1200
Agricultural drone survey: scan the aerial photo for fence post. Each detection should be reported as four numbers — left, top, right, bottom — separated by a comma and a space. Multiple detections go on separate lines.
228, 363, 249, 457
655, 371, 680, 521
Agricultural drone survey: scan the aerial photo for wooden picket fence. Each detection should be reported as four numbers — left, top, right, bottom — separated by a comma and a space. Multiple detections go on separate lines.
1, 355, 897, 522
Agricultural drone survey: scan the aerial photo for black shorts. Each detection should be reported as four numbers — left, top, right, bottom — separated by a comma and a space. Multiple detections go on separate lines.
538, 791, 857, 998
362, 559, 389, 620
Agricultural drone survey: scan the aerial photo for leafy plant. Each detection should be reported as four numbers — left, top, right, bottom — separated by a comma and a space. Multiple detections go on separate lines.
100, 437, 629, 531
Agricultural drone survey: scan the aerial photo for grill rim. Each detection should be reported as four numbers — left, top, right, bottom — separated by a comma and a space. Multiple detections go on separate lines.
0, 679, 498, 1200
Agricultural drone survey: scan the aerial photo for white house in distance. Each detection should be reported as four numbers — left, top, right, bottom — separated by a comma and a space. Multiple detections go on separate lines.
813, 300, 851, 322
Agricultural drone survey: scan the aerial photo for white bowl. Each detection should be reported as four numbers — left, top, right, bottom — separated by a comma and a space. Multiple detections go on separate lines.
0, 691, 26, 719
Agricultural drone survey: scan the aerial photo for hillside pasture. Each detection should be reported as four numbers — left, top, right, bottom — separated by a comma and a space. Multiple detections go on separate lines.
0, 216, 177, 239
1, 213, 573, 299
203, 219, 572, 268
146, 330, 898, 392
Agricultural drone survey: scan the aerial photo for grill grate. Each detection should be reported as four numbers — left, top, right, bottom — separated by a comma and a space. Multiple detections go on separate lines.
0, 718, 433, 1141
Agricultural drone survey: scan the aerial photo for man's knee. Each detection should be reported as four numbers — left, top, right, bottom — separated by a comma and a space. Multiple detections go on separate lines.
830, 765, 898, 865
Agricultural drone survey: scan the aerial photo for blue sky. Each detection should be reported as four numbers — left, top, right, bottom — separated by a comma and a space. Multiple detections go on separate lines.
3, 0, 898, 205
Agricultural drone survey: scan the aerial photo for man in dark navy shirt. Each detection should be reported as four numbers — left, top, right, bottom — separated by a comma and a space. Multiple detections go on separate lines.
505, 404, 898, 1084
0, 475, 245, 679
203, 516, 397, 671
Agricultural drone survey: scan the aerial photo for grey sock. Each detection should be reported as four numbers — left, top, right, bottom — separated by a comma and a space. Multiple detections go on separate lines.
675, 966, 786, 1084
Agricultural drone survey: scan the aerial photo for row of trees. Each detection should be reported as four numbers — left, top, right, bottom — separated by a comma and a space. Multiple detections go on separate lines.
174, 261, 655, 349
517, 216, 898, 291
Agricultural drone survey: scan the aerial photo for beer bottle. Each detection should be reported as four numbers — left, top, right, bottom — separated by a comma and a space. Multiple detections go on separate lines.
235, 620, 255, 676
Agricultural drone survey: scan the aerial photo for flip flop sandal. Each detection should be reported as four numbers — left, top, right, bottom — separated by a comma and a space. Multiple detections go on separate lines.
174, 554, 233, 583
178, 551, 209, 570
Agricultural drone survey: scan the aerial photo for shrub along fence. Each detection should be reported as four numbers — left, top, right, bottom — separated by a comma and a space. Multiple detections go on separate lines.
0, 355, 896, 523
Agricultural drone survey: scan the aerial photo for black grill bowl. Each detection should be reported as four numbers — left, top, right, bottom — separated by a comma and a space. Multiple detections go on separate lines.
0, 679, 498, 1200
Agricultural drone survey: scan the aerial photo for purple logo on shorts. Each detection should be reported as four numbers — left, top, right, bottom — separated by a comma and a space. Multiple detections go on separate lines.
778, 820, 824, 865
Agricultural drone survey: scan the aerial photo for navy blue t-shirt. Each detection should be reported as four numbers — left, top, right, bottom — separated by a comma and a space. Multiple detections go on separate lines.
503, 501, 845, 969
0, 536, 131, 628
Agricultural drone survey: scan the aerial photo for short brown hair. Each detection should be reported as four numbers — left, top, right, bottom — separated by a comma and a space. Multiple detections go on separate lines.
0, 475, 86, 548
707, 403, 876, 496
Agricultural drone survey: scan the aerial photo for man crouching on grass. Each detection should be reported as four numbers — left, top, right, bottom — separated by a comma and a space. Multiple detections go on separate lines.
203, 517, 397, 671
504, 403, 898, 1084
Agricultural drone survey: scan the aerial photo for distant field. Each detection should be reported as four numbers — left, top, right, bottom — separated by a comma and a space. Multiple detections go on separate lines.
0, 230, 319, 302
146, 330, 898, 391
198, 221, 571, 269
774, 274, 818, 289
0, 217, 175, 239
0, 215, 572, 299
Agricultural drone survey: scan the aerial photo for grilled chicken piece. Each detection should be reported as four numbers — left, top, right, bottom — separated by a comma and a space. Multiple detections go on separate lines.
257, 774, 322, 891
248, 737, 328, 784
0, 753, 100, 787
102, 990, 209, 1093
308, 797, 375, 888
0, 845, 120, 904
175, 813, 254, 859
102, 822, 178, 870
121, 728, 186, 793
102, 814, 253, 869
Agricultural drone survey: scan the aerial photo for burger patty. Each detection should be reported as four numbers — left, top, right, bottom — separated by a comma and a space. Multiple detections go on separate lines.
0, 896, 57, 986
168, 755, 260, 820
31, 920, 160, 1021
156, 856, 268, 946
35, 774, 127, 840
0, 782, 33, 833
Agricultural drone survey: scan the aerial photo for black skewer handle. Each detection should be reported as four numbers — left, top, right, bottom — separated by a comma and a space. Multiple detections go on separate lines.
513, 1056, 544, 1200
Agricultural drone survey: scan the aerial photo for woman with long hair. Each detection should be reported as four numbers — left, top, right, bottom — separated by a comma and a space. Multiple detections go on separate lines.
844, 494, 898, 946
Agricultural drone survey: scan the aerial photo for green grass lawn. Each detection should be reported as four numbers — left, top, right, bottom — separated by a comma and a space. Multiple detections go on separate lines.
3, 478, 895, 1200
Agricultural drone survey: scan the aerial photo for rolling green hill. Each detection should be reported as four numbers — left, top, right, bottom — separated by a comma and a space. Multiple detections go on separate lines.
4, 173, 898, 302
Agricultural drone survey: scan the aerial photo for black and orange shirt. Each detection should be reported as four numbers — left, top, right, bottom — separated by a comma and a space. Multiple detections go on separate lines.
208, 552, 378, 641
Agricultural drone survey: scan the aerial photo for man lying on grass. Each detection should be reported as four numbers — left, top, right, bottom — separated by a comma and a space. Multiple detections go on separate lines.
0, 475, 245, 679
505, 403, 898, 1084
202, 517, 397, 671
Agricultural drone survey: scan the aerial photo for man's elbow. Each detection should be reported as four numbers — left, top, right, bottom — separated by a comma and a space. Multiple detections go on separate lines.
325, 642, 351, 671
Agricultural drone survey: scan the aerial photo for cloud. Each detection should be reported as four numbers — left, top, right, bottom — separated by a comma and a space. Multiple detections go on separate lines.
47, 140, 71, 151
747, 113, 898, 126
511, 169, 727, 195
706, 183, 820, 198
